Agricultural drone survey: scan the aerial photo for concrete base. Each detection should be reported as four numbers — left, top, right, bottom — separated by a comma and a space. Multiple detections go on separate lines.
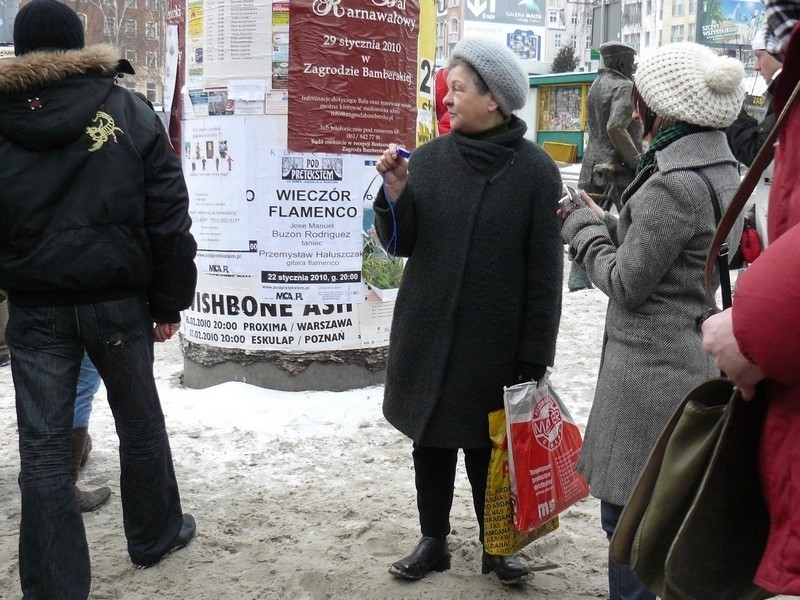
183, 356, 386, 392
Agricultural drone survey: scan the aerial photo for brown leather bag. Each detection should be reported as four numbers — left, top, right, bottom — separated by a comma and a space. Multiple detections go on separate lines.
609, 378, 770, 600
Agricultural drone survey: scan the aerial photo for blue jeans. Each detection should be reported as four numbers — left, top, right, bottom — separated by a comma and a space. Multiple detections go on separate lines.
7, 296, 185, 599
73, 352, 101, 429
601, 501, 656, 600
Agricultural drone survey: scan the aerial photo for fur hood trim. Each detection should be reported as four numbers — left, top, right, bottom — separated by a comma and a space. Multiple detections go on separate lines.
0, 44, 125, 93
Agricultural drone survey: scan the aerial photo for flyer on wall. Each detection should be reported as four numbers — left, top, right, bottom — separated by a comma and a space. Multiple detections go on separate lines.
256, 150, 375, 305
287, 0, 421, 154
183, 117, 260, 278
183, 119, 378, 303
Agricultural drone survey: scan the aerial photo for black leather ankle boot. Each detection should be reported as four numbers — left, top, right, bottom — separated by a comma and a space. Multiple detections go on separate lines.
481, 552, 530, 584
388, 536, 451, 580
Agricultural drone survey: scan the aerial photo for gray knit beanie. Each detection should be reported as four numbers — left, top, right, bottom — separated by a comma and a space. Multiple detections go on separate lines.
634, 42, 745, 128
451, 38, 529, 116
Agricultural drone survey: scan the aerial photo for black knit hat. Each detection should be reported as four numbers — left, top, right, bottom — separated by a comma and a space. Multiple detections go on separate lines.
14, 0, 85, 56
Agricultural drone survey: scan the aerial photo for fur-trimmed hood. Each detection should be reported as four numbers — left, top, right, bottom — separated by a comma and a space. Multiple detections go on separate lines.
0, 44, 130, 151
0, 44, 128, 92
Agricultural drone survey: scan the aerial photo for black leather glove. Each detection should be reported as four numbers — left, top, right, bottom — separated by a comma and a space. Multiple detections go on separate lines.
513, 362, 547, 385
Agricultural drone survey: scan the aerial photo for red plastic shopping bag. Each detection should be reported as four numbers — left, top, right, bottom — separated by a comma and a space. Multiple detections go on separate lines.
484, 409, 559, 555
504, 379, 589, 532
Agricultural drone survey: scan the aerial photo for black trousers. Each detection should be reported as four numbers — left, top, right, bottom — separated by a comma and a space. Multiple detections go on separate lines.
412, 444, 492, 543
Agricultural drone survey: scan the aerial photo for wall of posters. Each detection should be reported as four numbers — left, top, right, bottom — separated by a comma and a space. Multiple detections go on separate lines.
180, 0, 435, 352
181, 117, 401, 351
183, 117, 376, 301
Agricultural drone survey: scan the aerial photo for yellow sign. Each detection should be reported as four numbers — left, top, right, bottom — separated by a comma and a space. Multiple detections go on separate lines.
188, 0, 203, 38
416, 0, 436, 148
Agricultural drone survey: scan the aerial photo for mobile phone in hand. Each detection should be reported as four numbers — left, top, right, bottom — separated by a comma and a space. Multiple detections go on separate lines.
559, 185, 585, 218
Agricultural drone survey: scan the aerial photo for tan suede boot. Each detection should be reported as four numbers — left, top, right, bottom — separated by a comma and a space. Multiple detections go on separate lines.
71, 427, 111, 512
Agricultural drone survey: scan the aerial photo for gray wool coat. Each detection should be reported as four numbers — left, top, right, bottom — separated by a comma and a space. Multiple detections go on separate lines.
562, 130, 743, 505
374, 116, 563, 448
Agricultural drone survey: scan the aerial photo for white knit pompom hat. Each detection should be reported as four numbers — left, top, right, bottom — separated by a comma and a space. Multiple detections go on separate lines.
634, 42, 745, 128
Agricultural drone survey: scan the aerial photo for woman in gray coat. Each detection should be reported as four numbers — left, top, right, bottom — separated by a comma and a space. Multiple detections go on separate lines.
374, 38, 563, 585
561, 42, 745, 600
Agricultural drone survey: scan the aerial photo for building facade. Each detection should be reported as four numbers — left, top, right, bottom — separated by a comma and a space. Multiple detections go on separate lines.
435, 0, 462, 63
7, 0, 166, 105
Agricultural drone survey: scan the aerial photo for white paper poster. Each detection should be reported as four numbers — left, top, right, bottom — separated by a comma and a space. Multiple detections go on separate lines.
182, 115, 394, 351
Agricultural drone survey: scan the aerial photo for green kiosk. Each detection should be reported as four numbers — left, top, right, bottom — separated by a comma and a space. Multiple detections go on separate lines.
527, 71, 598, 164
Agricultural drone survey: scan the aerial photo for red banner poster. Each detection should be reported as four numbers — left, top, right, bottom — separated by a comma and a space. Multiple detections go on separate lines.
167, 0, 185, 154
288, 0, 420, 155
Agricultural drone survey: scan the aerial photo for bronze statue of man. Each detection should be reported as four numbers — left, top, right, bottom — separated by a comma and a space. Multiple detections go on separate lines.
579, 42, 643, 212
569, 42, 642, 292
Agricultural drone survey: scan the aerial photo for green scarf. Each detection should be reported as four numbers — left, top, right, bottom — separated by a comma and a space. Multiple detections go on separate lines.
636, 122, 711, 174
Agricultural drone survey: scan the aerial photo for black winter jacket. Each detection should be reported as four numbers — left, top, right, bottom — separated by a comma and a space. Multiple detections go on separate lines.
725, 79, 777, 167
0, 45, 196, 323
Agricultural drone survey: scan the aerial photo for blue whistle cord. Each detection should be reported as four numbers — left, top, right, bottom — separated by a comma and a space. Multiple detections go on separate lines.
382, 182, 399, 257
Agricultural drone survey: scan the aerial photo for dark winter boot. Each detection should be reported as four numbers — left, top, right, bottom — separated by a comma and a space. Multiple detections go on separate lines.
81, 432, 92, 467
71, 428, 111, 512
481, 551, 530, 584
388, 536, 451, 579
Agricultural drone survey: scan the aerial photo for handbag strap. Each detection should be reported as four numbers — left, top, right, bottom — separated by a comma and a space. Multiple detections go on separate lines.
704, 77, 800, 312
694, 169, 732, 310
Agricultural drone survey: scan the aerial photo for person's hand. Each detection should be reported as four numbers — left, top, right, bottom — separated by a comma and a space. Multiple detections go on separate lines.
701, 308, 765, 400
154, 322, 180, 343
508, 362, 547, 386
580, 190, 605, 220
557, 185, 584, 220
557, 187, 604, 221
375, 143, 408, 202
